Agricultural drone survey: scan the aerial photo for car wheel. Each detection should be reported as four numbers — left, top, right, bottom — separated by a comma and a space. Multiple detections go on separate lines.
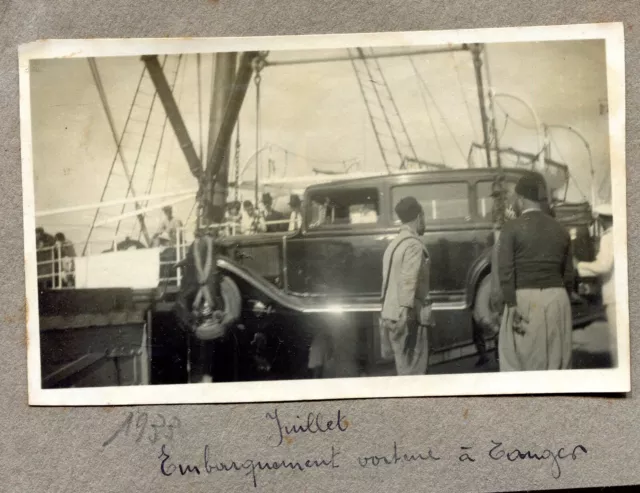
473, 275, 500, 338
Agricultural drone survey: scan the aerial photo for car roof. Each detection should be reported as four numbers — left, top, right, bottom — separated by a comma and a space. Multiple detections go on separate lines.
305, 167, 539, 193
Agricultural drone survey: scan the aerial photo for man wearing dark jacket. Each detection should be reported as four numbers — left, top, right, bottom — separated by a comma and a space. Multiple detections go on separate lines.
497, 173, 574, 371
261, 193, 286, 232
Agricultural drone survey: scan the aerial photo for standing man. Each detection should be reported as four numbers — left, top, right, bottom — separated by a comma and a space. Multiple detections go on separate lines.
288, 194, 303, 231
225, 201, 242, 236
241, 200, 266, 234
261, 193, 285, 232
497, 173, 574, 371
36, 227, 55, 249
154, 206, 183, 245
36, 227, 56, 290
380, 196, 433, 376
577, 204, 616, 367
54, 232, 76, 287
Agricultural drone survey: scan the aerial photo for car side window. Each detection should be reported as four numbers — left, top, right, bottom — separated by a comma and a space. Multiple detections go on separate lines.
476, 180, 517, 220
391, 182, 469, 223
308, 188, 380, 229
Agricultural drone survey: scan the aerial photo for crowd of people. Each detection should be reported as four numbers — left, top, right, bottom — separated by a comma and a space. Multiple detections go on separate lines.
222, 192, 303, 236
35, 192, 303, 290
36, 227, 77, 288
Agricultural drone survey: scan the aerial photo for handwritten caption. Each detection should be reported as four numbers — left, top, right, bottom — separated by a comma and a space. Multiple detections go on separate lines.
103, 411, 181, 448
105, 409, 587, 488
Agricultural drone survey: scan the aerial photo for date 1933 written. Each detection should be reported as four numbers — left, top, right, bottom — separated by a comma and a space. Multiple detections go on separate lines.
103, 411, 181, 448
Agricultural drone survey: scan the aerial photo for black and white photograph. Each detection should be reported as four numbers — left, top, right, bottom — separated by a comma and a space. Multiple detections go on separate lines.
20, 24, 629, 405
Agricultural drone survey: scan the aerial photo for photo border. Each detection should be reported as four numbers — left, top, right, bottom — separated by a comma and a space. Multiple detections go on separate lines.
19, 22, 629, 406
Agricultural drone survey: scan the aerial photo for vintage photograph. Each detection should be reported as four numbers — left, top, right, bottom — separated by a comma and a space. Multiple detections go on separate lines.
20, 24, 629, 405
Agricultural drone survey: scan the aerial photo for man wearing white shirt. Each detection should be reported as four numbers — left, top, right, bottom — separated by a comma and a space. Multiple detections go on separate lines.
577, 204, 616, 367
288, 194, 302, 231
153, 205, 182, 245
241, 200, 266, 235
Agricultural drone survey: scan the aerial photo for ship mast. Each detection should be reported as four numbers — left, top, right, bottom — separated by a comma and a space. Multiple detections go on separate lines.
470, 44, 495, 170
207, 53, 238, 225
470, 43, 507, 230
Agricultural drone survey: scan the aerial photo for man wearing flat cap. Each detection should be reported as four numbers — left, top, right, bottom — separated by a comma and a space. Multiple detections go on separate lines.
577, 203, 616, 367
380, 196, 433, 375
497, 172, 574, 371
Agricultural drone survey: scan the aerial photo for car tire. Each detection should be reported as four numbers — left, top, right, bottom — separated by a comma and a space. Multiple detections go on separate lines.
473, 275, 500, 338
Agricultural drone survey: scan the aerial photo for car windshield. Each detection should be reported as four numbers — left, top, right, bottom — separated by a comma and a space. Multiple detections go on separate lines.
308, 188, 379, 228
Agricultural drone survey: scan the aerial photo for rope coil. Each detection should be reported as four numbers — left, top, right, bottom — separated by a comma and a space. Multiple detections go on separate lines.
186, 235, 242, 341
192, 235, 215, 311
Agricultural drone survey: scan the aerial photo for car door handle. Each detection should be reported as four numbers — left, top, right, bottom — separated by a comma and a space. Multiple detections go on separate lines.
235, 251, 253, 261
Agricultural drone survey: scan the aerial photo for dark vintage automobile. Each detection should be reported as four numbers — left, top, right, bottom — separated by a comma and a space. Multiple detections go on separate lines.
182, 167, 603, 379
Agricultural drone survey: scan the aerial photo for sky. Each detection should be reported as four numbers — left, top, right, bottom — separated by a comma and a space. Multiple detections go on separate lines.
29, 39, 611, 250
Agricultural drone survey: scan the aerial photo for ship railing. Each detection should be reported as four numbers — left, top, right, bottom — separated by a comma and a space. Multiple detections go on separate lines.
183, 218, 292, 237
36, 243, 65, 290
36, 219, 295, 290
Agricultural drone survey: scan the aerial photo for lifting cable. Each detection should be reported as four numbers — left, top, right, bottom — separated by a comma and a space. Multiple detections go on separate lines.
234, 121, 241, 203
197, 53, 204, 162
253, 55, 265, 206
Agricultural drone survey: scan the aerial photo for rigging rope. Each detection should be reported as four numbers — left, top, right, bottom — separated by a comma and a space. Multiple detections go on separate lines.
238, 142, 360, 184
493, 97, 540, 131
450, 51, 479, 142
492, 97, 548, 167
267, 143, 360, 166
132, 54, 185, 241
497, 114, 509, 143
115, 54, 171, 241
83, 58, 147, 255
408, 55, 468, 163
548, 133, 588, 201
598, 172, 611, 202
407, 56, 445, 165
185, 198, 198, 227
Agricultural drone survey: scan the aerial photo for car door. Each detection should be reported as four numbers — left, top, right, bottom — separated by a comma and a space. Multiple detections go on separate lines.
285, 186, 387, 299
389, 180, 481, 350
